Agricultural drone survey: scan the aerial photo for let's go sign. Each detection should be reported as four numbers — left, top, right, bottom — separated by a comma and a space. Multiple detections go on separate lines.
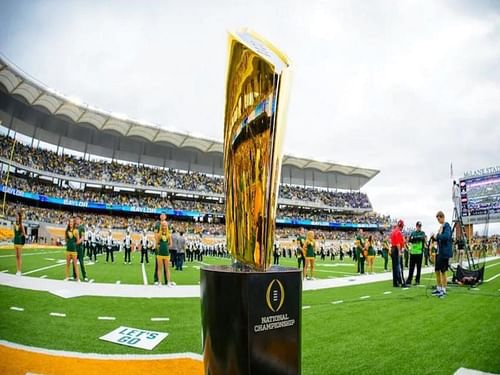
99, 326, 168, 350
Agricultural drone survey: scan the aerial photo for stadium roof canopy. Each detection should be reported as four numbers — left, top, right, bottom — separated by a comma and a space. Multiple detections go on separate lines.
0, 56, 379, 190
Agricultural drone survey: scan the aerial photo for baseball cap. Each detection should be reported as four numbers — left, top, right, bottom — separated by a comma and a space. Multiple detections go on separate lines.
416, 221, 422, 227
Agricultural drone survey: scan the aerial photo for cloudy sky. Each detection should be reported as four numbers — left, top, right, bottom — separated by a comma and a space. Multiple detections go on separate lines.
1, 0, 499, 234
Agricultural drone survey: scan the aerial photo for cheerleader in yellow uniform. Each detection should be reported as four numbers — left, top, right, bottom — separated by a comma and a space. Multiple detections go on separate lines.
303, 231, 317, 280
156, 221, 173, 286
65, 218, 80, 282
13, 211, 26, 276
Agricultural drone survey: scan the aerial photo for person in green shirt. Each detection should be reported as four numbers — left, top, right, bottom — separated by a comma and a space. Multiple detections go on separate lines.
381, 239, 390, 272
365, 235, 376, 274
72, 216, 88, 281
64, 218, 80, 282
406, 221, 426, 285
153, 213, 168, 284
12, 211, 26, 276
155, 220, 173, 286
303, 230, 317, 280
355, 229, 365, 274
296, 227, 306, 270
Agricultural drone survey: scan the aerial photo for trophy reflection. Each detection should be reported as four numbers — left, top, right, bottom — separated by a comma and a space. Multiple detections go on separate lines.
224, 29, 291, 271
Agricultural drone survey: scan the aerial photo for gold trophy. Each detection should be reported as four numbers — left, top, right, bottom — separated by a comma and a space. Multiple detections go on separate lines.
223, 29, 292, 271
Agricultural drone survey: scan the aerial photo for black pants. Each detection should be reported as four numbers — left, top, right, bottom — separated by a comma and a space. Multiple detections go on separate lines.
297, 256, 305, 269
106, 246, 114, 262
153, 257, 168, 283
141, 247, 149, 263
391, 247, 402, 287
273, 254, 280, 265
382, 252, 389, 271
358, 256, 365, 274
187, 249, 194, 262
124, 246, 131, 263
404, 250, 409, 268
170, 250, 177, 268
406, 253, 423, 284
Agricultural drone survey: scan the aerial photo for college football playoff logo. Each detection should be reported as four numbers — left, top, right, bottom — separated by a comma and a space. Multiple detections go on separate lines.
266, 279, 285, 312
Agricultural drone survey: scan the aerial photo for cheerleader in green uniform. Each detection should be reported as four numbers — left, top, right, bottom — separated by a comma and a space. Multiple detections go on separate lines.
65, 218, 80, 282
155, 221, 173, 286
13, 211, 26, 276
303, 231, 317, 280
365, 236, 376, 274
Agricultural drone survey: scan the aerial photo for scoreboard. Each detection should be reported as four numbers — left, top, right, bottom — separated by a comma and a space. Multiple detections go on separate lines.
460, 172, 500, 224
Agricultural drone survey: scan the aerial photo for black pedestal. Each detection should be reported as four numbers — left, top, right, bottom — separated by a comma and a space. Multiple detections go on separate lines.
200, 265, 302, 375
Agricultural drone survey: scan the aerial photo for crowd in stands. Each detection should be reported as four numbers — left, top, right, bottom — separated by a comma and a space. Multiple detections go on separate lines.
2, 174, 390, 225
4, 202, 367, 241
0, 135, 372, 209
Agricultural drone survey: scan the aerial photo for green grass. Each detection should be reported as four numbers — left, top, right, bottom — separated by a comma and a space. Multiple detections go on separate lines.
0, 250, 499, 374
0, 247, 389, 284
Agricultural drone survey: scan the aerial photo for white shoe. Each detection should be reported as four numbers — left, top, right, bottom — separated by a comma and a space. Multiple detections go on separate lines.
64, 278, 70, 281
154, 281, 159, 286
84, 277, 89, 282
168, 282, 176, 287
16, 271, 21, 276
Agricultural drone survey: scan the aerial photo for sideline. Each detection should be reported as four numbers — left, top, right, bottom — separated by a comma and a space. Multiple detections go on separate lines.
0, 340, 202, 375
0, 257, 498, 299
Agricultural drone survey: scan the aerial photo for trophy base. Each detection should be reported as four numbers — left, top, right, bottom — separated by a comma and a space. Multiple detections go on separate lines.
200, 265, 302, 375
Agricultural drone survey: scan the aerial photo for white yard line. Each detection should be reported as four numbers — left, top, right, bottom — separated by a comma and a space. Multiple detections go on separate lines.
302, 305, 311, 310
383, 291, 392, 295
485, 273, 500, 283
89, 279, 94, 283
360, 295, 371, 299
141, 262, 148, 285
98, 316, 116, 321
485, 262, 500, 269
331, 300, 343, 305
151, 317, 170, 321
0, 250, 61, 258
39, 275, 47, 279
116, 281, 121, 285
22, 263, 65, 275
1, 270, 8, 273
50, 312, 66, 317
0, 339, 203, 361
10, 306, 24, 311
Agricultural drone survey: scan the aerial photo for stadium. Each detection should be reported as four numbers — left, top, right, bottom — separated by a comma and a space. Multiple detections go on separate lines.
1, 4, 500, 375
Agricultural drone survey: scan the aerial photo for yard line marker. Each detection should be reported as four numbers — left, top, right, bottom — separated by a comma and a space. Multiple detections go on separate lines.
383, 291, 392, 295
360, 295, 370, 300
44, 258, 55, 261
50, 312, 66, 317
302, 305, 311, 310
98, 316, 116, 320
141, 262, 148, 285
151, 317, 170, 321
40, 275, 47, 279
0, 250, 60, 258
331, 300, 343, 305
10, 306, 24, 311
485, 273, 500, 283
1, 269, 8, 273
116, 281, 121, 285
23, 263, 66, 275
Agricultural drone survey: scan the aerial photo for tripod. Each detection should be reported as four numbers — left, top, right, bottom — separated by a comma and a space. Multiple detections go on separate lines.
451, 205, 476, 270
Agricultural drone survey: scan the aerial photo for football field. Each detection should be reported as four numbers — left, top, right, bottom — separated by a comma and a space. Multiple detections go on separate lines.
0, 247, 499, 374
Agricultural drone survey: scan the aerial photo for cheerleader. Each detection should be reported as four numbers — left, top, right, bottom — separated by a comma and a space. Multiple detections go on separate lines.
65, 218, 80, 282
303, 231, 316, 280
123, 229, 132, 264
365, 236, 376, 274
156, 221, 173, 286
13, 211, 26, 276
